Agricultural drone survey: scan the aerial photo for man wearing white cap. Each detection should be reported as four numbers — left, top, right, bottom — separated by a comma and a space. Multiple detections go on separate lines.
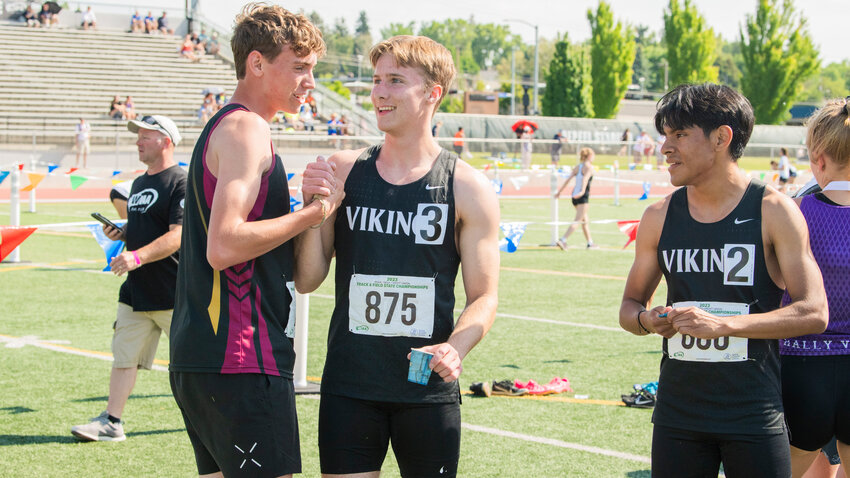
72, 115, 186, 442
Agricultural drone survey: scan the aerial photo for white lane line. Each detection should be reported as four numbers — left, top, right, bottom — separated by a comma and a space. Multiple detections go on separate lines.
462, 423, 651, 464
309, 294, 624, 332
493, 312, 624, 332
0, 334, 168, 371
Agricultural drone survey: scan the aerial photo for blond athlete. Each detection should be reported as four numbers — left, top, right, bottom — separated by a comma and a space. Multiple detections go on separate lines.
300, 36, 500, 477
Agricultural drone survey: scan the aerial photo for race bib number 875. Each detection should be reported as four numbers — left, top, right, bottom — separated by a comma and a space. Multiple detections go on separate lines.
667, 301, 749, 362
349, 274, 435, 338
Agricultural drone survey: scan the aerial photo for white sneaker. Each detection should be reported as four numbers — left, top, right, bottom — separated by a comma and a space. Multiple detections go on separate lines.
71, 411, 125, 442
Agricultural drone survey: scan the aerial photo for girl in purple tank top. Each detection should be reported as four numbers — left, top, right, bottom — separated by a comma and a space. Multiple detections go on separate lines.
780, 97, 850, 475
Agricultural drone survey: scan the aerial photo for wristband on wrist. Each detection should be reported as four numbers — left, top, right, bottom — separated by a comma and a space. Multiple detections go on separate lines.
636, 310, 651, 335
132, 250, 141, 266
310, 197, 329, 229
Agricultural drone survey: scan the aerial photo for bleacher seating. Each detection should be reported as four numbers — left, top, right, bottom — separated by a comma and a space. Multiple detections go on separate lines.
0, 23, 235, 144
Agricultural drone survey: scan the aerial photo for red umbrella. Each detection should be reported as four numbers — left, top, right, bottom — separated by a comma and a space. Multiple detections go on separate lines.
511, 119, 539, 133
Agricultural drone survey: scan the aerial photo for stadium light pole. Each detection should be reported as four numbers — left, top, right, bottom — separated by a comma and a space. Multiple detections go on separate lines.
505, 19, 538, 115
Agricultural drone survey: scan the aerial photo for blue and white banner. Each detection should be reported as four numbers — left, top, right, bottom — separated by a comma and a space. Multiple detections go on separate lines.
639, 181, 651, 200
87, 222, 126, 271
498, 222, 529, 253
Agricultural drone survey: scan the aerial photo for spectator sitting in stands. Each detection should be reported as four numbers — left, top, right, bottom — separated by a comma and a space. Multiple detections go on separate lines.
157, 11, 173, 35
81, 6, 96, 30
130, 10, 144, 33
180, 35, 200, 62
190, 32, 206, 54
144, 11, 156, 33
124, 96, 137, 120
205, 32, 220, 55
39, 4, 57, 28
300, 104, 315, 132
198, 93, 215, 123
197, 28, 209, 44
214, 92, 227, 109
327, 113, 341, 135
339, 114, 351, 135
24, 5, 39, 27
306, 92, 317, 116
109, 95, 125, 120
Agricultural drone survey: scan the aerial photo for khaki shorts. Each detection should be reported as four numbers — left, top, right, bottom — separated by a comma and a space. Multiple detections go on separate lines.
76, 139, 90, 154
112, 302, 172, 369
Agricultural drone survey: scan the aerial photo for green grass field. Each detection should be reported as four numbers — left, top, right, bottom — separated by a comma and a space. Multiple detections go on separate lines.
0, 198, 670, 477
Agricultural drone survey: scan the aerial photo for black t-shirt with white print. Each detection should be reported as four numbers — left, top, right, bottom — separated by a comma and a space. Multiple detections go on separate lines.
118, 164, 186, 311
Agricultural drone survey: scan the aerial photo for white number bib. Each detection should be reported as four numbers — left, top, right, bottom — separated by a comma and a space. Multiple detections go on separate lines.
349, 274, 435, 338
667, 301, 749, 362
284, 281, 296, 338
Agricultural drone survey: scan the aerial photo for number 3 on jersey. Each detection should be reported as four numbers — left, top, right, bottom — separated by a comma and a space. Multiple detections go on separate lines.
349, 274, 435, 338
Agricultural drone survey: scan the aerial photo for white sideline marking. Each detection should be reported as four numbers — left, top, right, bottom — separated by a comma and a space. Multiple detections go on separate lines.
462, 423, 651, 464
0, 334, 168, 371
309, 294, 625, 333
494, 312, 624, 332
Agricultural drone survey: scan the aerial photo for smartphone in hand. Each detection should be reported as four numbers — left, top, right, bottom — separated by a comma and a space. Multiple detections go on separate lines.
91, 212, 122, 231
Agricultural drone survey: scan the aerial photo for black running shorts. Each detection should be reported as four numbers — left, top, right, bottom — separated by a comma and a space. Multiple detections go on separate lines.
571, 195, 590, 206
781, 354, 850, 451
651, 424, 791, 478
170, 372, 300, 477
318, 393, 460, 477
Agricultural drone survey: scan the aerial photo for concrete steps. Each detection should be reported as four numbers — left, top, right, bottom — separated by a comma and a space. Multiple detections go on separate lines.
0, 23, 235, 127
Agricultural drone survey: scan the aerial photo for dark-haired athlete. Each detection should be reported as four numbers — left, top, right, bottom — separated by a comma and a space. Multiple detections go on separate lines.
619, 83, 828, 477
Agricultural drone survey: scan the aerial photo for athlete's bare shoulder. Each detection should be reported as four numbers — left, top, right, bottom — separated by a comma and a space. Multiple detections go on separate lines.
213, 109, 269, 140
453, 158, 492, 195
761, 183, 800, 219
453, 158, 499, 223
639, 192, 675, 241
206, 110, 271, 176
327, 147, 369, 184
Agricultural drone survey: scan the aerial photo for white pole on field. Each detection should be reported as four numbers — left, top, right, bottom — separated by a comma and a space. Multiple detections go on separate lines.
29, 153, 36, 213
613, 160, 621, 206
8, 167, 22, 262
293, 291, 317, 392
550, 166, 559, 245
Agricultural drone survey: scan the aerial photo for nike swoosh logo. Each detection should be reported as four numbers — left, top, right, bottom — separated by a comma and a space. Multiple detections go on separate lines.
734, 218, 755, 224
425, 185, 445, 190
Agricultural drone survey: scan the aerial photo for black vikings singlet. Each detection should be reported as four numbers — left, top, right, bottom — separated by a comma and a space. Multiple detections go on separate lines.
321, 145, 461, 403
654, 180, 785, 434
170, 103, 297, 378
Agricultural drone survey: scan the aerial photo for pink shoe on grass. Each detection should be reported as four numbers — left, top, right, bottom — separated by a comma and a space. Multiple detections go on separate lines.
514, 379, 551, 395
545, 377, 573, 394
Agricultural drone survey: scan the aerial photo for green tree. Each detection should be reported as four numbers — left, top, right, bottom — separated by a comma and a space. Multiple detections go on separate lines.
542, 36, 593, 118
325, 17, 354, 59
420, 19, 480, 75
327, 80, 352, 100
663, 0, 718, 85
631, 25, 667, 92
799, 61, 850, 102
715, 36, 743, 89
381, 22, 415, 38
354, 11, 370, 36
740, 0, 820, 124
353, 11, 372, 57
587, 1, 635, 118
